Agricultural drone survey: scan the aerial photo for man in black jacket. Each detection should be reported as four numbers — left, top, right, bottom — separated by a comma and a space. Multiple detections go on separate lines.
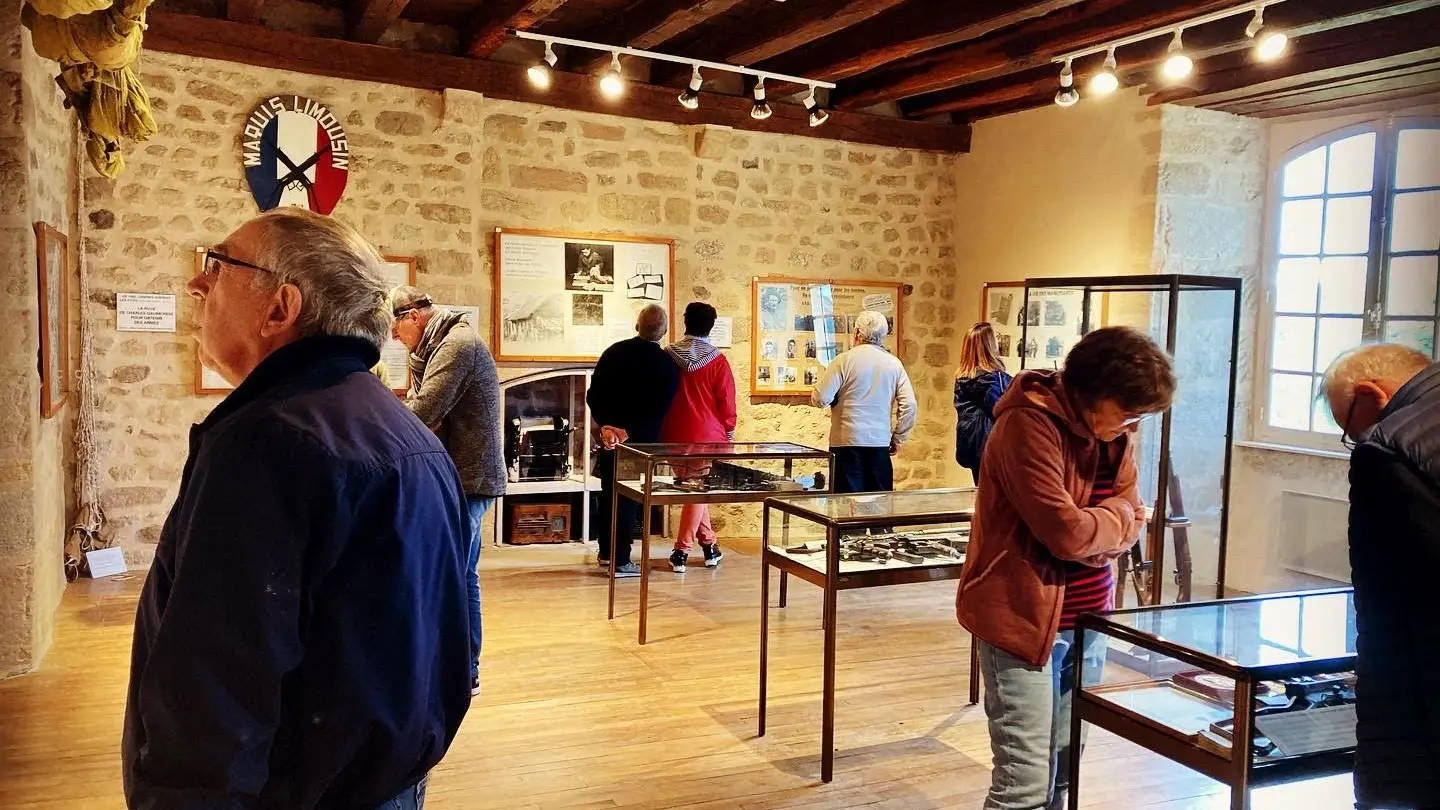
1323, 343, 1440, 809
587, 304, 679, 576
124, 209, 471, 810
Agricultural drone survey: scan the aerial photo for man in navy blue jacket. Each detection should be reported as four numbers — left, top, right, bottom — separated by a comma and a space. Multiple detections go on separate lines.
123, 209, 472, 810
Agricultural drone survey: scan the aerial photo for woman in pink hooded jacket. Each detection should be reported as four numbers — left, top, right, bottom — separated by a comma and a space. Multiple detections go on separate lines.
658, 302, 737, 573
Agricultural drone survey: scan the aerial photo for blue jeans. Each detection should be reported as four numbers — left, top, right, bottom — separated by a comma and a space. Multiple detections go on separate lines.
374, 775, 427, 809
465, 497, 494, 683
977, 629, 1106, 810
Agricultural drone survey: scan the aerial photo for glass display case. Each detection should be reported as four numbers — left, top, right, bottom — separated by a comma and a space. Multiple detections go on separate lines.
608, 442, 834, 644
494, 368, 599, 545
1069, 588, 1357, 810
758, 488, 978, 782
1021, 274, 1243, 608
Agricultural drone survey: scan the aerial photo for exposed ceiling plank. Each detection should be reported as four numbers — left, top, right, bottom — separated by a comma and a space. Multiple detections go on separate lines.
144, 11, 971, 153
757, 0, 1088, 83
1236, 88, 1440, 117
570, 0, 749, 74
346, 0, 409, 43
834, 0, 1437, 110
466, 0, 571, 58
1220, 68, 1440, 115
650, 0, 908, 88
225, 0, 265, 25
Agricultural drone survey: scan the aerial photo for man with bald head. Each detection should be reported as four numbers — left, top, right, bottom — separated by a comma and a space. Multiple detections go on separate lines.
587, 305, 679, 577
1322, 343, 1440, 809
125, 210, 471, 809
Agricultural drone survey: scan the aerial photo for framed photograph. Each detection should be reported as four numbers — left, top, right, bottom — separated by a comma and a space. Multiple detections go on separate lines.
750, 276, 904, 397
982, 282, 1024, 363
193, 249, 418, 395
34, 222, 71, 418
492, 227, 675, 364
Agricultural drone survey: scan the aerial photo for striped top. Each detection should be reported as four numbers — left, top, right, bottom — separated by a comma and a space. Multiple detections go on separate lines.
1059, 450, 1119, 630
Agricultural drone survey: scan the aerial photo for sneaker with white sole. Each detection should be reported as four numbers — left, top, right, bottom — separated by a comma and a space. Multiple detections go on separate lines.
669, 549, 688, 573
614, 562, 640, 578
702, 543, 724, 567
597, 558, 610, 569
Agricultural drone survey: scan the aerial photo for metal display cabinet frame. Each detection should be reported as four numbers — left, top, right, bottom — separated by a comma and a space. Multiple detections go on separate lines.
607, 441, 834, 645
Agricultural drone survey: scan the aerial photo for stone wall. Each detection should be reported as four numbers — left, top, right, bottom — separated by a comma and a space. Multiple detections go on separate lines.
84, 50, 962, 562
0, 2, 78, 676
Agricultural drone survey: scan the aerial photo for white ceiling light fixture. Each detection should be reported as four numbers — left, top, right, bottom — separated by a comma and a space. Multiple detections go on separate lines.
678, 64, 703, 110
751, 76, 773, 120
1089, 47, 1120, 95
1162, 29, 1194, 80
526, 40, 557, 89
1054, 59, 1079, 107
1246, 5, 1289, 61
599, 52, 625, 99
803, 85, 828, 127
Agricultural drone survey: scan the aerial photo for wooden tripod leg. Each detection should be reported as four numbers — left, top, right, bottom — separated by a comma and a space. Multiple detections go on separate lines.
1167, 464, 1194, 603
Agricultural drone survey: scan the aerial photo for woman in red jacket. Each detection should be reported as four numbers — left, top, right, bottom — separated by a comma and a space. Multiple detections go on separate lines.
659, 302, 737, 573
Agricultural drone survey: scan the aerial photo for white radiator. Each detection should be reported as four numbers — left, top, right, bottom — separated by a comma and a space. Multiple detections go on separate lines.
1279, 490, 1351, 583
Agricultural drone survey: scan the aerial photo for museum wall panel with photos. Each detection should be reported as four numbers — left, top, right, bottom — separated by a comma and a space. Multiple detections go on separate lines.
751, 277, 903, 396
74, 51, 964, 559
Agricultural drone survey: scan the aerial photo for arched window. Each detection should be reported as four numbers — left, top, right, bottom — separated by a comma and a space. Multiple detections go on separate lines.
1262, 119, 1440, 445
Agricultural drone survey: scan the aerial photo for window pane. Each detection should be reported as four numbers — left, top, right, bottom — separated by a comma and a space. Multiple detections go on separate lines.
1318, 256, 1367, 314
1273, 316, 1317, 372
1391, 190, 1440, 253
1385, 255, 1439, 317
1312, 378, 1342, 435
1283, 146, 1327, 198
1384, 320, 1436, 358
1322, 196, 1372, 255
1276, 257, 1319, 313
1396, 129, 1440, 190
1269, 373, 1313, 430
1326, 132, 1376, 194
1315, 317, 1362, 374
1280, 199, 1324, 255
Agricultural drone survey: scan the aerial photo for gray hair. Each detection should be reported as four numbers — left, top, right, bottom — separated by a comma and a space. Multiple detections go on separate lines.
854, 310, 890, 345
1321, 343, 1430, 420
247, 208, 392, 351
636, 304, 667, 341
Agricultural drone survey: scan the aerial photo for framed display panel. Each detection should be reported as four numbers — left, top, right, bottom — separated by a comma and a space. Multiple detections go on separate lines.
981, 281, 1024, 366
750, 277, 903, 396
193, 248, 417, 395
34, 222, 71, 418
492, 227, 675, 363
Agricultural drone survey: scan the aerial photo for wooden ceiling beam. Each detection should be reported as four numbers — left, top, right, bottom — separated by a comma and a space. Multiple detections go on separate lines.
756, 0, 1088, 83
144, 11, 971, 153
346, 0, 409, 43
1220, 68, 1440, 115
834, 0, 1437, 110
569, 0, 749, 74
465, 0, 571, 58
225, 0, 265, 25
1236, 87, 1440, 117
649, 0, 908, 88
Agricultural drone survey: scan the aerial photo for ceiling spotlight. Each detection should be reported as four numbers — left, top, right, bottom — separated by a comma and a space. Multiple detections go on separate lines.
599, 52, 625, 99
526, 40, 557, 89
1162, 29, 1193, 80
1054, 59, 1079, 107
1089, 47, 1119, 96
751, 76, 772, 120
678, 64, 702, 110
1246, 7, 1288, 61
803, 85, 828, 127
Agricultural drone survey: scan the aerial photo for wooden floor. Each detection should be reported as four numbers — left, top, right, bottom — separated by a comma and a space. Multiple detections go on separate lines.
0, 538, 1354, 809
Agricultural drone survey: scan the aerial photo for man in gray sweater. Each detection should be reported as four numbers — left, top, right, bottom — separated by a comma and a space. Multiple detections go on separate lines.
392, 286, 505, 695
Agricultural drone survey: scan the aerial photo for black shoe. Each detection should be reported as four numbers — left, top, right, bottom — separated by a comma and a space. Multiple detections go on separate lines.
471, 677, 481, 697
669, 549, 688, 573
702, 543, 723, 567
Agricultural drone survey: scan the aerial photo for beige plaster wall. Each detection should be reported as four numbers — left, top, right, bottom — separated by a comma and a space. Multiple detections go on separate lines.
83, 50, 963, 563
0, 4, 78, 676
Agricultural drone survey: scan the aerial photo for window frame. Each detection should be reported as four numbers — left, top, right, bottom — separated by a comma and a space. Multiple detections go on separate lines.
1253, 115, 1440, 451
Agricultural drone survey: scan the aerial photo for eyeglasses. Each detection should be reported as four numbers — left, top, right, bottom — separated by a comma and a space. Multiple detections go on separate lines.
203, 249, 274, 276
1340, 396, 1358, 451
1119, 412, 1157, 428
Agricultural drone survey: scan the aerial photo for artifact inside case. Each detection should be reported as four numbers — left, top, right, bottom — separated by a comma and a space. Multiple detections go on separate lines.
506, 415, 574, 481
782, 527, 969, 565
653, 461, 820, 493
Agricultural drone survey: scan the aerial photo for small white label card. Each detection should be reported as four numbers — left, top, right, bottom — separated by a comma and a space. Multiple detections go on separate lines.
711, 316, 734, 348
117, 293, 177, 332
86, 546, 128, 578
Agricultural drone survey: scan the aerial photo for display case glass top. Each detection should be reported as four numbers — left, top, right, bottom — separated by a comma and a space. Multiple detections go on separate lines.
770, 488, 977, 526
622, 441, 828, 458
1100, 588, 1356, 675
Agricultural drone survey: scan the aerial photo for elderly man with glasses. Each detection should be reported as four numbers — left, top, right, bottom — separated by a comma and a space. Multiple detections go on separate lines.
1321, 343, 1440, 810
124, 209, 472, 810
389, 285, 505, 697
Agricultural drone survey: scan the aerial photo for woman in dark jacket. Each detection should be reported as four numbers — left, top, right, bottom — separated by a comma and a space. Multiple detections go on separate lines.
954, 322, 1012, 481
